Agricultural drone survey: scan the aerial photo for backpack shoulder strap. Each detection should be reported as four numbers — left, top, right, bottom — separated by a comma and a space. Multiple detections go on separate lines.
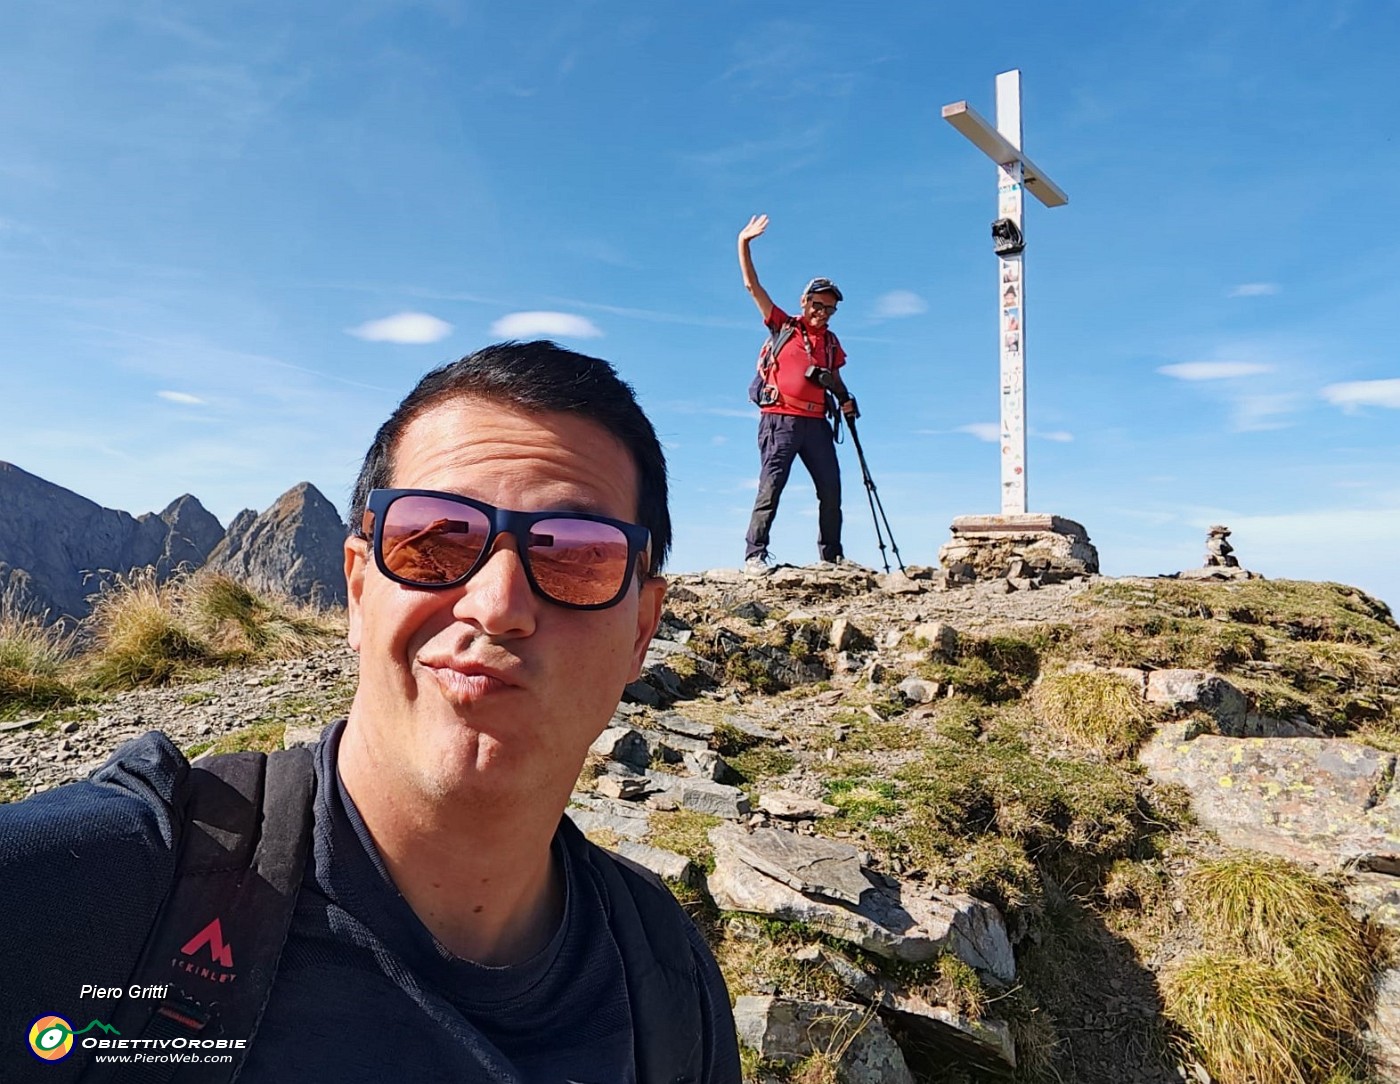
564, 819, 705, 1084
88, 747, 315, 1084
825, 328, 842, 368
758, 318, 797, 371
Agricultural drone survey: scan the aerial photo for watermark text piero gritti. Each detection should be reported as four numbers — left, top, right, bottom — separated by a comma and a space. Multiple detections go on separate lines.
78, 984, 172, 1000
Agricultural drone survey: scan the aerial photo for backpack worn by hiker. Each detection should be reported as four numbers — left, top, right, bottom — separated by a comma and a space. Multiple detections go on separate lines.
747, 316, 841, 412
86, 747, 707, 1084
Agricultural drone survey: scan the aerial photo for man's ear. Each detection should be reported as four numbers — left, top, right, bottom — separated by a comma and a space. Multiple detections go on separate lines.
629, 575, 667, 680
344, 536, 368, 652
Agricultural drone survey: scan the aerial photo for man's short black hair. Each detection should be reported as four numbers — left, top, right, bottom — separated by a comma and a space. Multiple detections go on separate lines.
349, 340, 671, 574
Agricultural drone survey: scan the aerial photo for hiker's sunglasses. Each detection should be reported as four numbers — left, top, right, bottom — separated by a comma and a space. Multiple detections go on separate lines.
362, 488, 651, 611
806, 300, 838, 315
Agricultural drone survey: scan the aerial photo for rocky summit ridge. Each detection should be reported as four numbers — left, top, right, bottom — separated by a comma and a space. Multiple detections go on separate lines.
0, 463, 346, 620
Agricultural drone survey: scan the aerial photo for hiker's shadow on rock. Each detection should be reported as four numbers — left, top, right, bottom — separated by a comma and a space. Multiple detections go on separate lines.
1002, 879, 1182, 1084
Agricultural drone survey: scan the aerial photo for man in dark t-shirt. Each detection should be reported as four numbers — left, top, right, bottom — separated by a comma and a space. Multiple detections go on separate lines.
0, 342, 740, 1082
737, 213, 858, 573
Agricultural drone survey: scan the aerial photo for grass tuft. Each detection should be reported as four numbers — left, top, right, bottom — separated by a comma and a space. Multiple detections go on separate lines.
1185, 853, 1370, 1033
921, 954, 987, 1021
187, 573, 341, 659
1101, 858, 1167, 912
1162, 853, 1374, 1083
1033, 668, 1153, 757
1164, 954, 1339, 1084
80, 570, 344, 691
191, 722, 289, 758
821, 778, 900, 823
85, 572, 214, 689
0, 592, 78, 714
647, 809, 722, 873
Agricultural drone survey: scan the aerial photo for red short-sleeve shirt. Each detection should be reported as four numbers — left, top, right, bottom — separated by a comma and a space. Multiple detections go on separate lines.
762, 305, 847, 417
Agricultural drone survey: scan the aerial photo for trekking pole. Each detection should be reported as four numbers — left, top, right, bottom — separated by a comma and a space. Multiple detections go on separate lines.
839, 412, 905, 574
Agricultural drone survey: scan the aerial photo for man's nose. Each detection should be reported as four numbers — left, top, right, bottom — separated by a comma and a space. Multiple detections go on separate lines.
451, 533, 538, 637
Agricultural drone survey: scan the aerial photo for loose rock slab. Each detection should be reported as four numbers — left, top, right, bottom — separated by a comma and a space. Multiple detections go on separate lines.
910, 621, 958, 659
815, 948, 1015, 1073
654, 712, 714, 739
709, 825, 1014, 980
644, 772, 751, 819
282, 723, 325, 749
595, 776, 649, 801
1365, 968, 1400, 1081
897, 677, 940, 704
717, 825, 871, 905
1145, 669, 1247, 732
734, 995, 914, 1084
759, 790, 839, 820
589, 726, 651, 770
567, 794, 653, 841
612, 840, 694, 885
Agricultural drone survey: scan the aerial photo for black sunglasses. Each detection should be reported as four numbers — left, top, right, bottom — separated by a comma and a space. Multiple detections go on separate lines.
362, 488, 651, 610
807, 300, 837, 315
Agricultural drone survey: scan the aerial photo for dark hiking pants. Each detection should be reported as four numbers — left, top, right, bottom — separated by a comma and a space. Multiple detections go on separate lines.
745, 413, 843, 562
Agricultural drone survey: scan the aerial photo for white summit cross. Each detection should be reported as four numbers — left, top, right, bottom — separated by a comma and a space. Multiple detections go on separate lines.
943, 69, 1067, 516
937, 71, 1098, 585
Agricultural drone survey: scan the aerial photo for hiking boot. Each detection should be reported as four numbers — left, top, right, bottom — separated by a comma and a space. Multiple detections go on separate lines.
819, 555, 855, 569
744, 554, 773, 576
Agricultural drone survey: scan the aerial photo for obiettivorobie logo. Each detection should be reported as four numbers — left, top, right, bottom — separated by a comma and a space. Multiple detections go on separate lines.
27, 1016, 120, 1062
26, 1011, 247, 1062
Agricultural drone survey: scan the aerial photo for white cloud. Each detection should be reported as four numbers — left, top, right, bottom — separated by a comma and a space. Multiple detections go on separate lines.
1321, 379, 1400, 411
1158, 361, 1274, 381
1228, 283, 1280, 298
1034, 429, 1074, 443
873, 290, 928, 318
1233, 393, 1303, 432
348, 312, 454, 344
490, 311, 603, 339
957, 422, 1000, 443
157, 390, 206, 405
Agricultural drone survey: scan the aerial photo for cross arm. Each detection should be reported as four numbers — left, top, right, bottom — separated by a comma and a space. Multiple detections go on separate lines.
941, 101, 1069, 208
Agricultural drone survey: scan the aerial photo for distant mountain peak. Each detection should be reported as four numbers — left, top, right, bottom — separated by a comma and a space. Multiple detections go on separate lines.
0, 467, 346, 621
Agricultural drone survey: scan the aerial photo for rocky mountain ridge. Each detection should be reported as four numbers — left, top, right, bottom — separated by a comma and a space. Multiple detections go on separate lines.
0, 462, 346, 620
205, 481, 348, 607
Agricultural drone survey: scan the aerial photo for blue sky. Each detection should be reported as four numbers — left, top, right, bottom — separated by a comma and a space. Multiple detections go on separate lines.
3, 1, 1398, 607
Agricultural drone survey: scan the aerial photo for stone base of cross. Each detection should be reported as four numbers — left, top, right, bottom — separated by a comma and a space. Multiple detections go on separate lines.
937, 514, 1099, 588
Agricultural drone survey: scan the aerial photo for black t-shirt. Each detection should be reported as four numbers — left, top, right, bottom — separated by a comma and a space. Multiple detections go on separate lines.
240, 726, 636, 1082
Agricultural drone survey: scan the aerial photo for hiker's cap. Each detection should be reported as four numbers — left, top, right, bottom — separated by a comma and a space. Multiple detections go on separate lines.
802, 277, 843, 302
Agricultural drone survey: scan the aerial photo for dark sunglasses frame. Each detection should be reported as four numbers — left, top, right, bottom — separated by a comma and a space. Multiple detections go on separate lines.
362, 488, 652, 611
806, 300, 838, 314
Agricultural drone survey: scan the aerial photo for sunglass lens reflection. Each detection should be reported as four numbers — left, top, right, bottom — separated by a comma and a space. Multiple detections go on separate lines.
528, 518, 631, 606
381, 495, 490, 584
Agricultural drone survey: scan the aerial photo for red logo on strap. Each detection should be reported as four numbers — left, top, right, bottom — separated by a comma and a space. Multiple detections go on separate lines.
181, 918, 233, 967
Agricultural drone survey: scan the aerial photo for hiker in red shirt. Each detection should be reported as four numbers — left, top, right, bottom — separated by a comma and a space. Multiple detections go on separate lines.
737, 213, 858, 574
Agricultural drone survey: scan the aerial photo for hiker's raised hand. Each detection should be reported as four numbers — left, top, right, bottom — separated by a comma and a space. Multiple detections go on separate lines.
738, 214, 769, 243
